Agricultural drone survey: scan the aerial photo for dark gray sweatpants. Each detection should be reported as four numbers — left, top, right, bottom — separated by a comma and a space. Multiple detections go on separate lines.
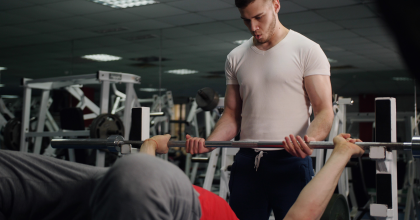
0, 150, 201, 220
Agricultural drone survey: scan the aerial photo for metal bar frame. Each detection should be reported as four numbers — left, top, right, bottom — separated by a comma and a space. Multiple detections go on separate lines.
19, 85, 32, 152
33, 90, 50, 154
123, 83, 135, 140
95, 80, 110, 167
370, 97, 398, 220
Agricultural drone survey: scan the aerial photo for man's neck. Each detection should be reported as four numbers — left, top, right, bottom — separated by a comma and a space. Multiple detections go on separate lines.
254, 22, 289, 51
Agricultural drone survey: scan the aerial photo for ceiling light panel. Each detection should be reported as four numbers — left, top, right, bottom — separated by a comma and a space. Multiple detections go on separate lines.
140, 88, 167, 92
1, 95, 18, 98
165, 69, 198, 75
89, 0, 159, 9
327, 58, 338, 63
233, 40, 247, 45
82, 54, 122, 62
392, 77, 412, 81
0, 67, 7, 70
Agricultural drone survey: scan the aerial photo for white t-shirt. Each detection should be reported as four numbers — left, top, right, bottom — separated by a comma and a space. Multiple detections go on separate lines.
225, 30, 330, 150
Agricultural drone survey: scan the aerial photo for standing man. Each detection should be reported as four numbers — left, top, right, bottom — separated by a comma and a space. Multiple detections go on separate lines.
186, 0, 334, 219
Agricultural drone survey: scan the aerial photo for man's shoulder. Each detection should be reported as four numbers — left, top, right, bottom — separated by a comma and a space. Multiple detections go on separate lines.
288, 30, 319, 50
227, 37, 253, 60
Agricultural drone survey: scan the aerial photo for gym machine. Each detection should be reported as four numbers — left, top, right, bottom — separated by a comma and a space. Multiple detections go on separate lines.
110, 83, 174, 138
20, 70, 140, 167
2, 97, 60, 153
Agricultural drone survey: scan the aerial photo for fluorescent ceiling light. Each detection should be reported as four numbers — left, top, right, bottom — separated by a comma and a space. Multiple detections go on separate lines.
233, 40, 248, 45
327, 58, 337, 63
0, 84, 4, 87
90, 0, 159, 8
0, 67, 6, 71
140, 88, 167, 92
392, 77, 412, 81
82, 54, 122, 62
165, 69, 198, 75
1, 95, 18, 99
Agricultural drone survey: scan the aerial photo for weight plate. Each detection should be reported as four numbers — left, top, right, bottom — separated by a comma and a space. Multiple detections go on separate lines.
90, 114, 124, 166
195, 87, 219, 111
90, 114, 125, 139
320, 194, 349, 220
3, 118, 21, 151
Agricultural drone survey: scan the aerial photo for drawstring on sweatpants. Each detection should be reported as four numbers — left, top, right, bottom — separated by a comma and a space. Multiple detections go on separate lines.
254, 150, 266, 171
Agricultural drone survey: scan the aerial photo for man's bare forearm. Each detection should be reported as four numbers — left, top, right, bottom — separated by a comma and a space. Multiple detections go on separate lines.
207, 112, 241, 141
307, 109, 334, 141
139, 141, 156, 156
284, 150, 350, 220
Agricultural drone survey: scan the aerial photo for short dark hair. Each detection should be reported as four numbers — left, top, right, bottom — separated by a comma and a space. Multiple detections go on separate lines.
235, 0, 271, 9
235, 0, 256, 8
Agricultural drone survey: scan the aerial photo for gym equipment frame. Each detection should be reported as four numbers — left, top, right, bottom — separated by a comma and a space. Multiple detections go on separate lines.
20, 70, 140, 167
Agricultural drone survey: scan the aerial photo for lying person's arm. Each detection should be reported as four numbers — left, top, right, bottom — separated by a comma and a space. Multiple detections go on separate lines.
284, 134, 364, 220
139, 134, 171, 156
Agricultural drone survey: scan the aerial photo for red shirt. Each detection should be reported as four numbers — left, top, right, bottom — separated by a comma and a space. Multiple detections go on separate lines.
193, 185, 239, 220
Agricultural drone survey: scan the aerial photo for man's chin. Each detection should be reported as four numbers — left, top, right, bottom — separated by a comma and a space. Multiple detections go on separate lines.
255, 38, 266, 44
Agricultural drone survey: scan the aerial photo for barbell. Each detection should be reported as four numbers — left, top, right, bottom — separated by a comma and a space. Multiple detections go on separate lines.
51, 135, 420, 156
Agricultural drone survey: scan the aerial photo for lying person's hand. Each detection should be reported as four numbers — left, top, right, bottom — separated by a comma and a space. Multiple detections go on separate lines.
149, 134, 171, 154
333, 133, 364, 158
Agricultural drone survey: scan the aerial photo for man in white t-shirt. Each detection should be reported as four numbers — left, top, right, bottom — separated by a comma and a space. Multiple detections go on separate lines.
186, 0, 334, 219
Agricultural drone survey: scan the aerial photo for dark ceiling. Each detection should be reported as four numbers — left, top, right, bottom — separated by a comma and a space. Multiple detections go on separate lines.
0, 0, 414, 99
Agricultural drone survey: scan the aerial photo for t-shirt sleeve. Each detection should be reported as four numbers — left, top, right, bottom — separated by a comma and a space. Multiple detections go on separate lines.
303, 44, 331, 77
225, 57, 239, 85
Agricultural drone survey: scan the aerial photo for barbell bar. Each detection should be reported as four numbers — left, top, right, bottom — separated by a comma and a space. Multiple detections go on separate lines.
51, 135, 420, 154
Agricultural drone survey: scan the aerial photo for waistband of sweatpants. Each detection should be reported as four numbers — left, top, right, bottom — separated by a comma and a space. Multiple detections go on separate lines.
237, 148, 295, 160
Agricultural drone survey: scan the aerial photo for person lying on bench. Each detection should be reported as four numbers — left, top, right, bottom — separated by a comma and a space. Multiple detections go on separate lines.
0, 133, 362, 220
